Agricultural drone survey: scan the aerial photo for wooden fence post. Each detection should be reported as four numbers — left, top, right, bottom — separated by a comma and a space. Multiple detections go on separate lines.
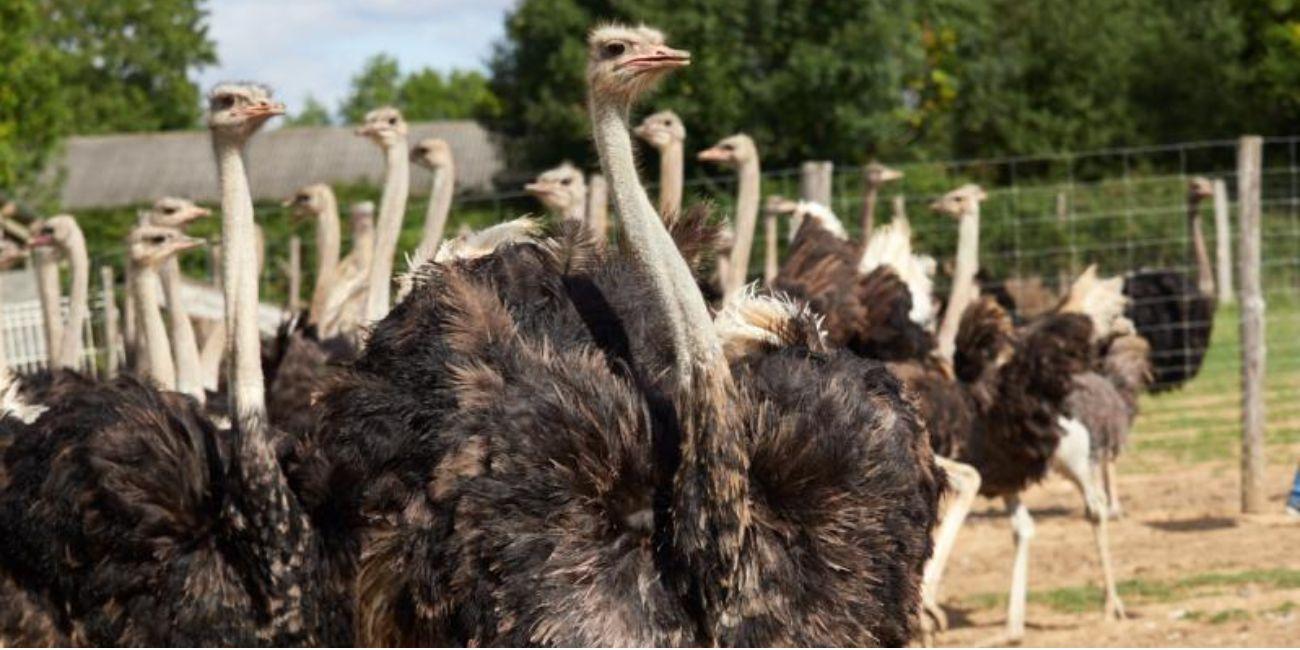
99, 265, 120, 379
1213, 178, 1235, 305
800, 161, 834, 207
1237, 135, 1266, 514
287, 235, 302, 313
1056, 191, 1072, 291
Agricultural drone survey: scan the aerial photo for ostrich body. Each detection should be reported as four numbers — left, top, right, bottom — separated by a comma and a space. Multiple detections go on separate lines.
699, 134, 761, 297
0, 84, 345, 646
29, 216, 89, 370
318, 24, 940, 646
358, 106, 410, 323
525, 162, 587, 222
634, 109, 685, 217
411, 137, 455, 255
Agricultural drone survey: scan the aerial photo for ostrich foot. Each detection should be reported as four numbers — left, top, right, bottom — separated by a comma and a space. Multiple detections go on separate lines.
1104, 595, 1127, 622
923, 599, 949, 633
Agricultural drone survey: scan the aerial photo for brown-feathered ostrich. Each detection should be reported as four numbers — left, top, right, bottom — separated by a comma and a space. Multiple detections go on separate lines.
315, 23, 941, 646
410, 137, 455, 255
858, 161, 903, 239
525, 161, 587, 222
1122, 176, 1216, 390
357, 106, 410, 323
0, 83, 346, 646
699, 133, 761, 297
634, 109, 686, 217
141, 197, 212, 403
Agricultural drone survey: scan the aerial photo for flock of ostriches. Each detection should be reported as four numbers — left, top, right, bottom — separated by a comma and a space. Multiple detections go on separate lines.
0, 25, 1217, 647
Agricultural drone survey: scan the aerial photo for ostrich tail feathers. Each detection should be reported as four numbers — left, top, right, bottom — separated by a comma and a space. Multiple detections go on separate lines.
1060, 264, 1127, 340
714, 285, 825, 361
859, 218, 936, 326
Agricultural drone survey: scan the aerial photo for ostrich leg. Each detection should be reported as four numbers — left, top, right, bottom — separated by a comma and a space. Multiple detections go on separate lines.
1102, 456, 1124, 519
920, 455, 981, 641
1052, 417, 1126, 622
1001, 494, 1035, 644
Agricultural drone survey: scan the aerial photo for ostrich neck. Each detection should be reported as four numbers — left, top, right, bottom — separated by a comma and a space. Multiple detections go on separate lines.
860, 184, 880, 239
763, 212, 778, 285
365, 140, 410, 323
587, 173, 609, 241
55, 230, 89, 370
726, 158, 761, 295
659, 140, 684, 216
34, 250, 63, 364
1188, 199, 1215, 298
215, 139, 265, 420
936, 208, 980, 361
308, 196, 341, 326
417, 162, 454, 254
162, 257, 203, 402
133, 265, 176, 390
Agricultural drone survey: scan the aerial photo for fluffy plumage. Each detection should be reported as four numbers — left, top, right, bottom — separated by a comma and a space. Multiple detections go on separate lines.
1122, 268, 1214, 391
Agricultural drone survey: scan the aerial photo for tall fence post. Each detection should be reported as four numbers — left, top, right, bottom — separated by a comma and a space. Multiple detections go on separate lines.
800, 161, 833, 207
1213, 178, 1236, 305
287, 236, 302, 313
99, 265, 120, 379
1237, 135, 1266, 514
1056, 191, 1072, 291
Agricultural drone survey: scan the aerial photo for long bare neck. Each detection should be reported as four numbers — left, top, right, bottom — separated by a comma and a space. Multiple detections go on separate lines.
591, 98, 720, 379
1188, 197, 1215, 298
55, 230, 89, 370
308, 197, 341, 326
763, 211, 778, 286
417, 161, 454, 254
937, 208, 980, 360
215, 139, 265, 419
133, 264, 176, 390
726, 158, 761, 295
860, 183, 880, 239
161, 257, 203, 402
365, 140, 410, 322
587, 173, 609, 242
659, 140, 683, 216
33, 250, 63, 365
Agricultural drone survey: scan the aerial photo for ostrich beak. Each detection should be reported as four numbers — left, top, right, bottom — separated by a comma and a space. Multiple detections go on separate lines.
622, 47, 691, 72
241, 102, 285, 119
28, 234, 53, 248
173, 235, 205, 253
698, 147, 728, 163
524, 182, 552, 197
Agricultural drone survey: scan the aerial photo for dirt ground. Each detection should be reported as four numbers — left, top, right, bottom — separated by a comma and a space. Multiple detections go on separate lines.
931, 461, 1300, 647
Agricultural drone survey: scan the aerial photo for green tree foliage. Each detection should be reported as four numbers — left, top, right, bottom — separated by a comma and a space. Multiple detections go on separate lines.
285, 95, 334, 127
42, 0, 217, 134
339, 55, 501, 124
0, 0, 68, 191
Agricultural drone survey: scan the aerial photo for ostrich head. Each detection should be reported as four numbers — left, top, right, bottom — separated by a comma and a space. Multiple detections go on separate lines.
0, 238, 26, 269
698, 134, 757, 169
410, 137, 452, 169
633, 109, 685, 150
283, 183, 333, 222
127, 225, 204, 270
144, 197, 211, 230
929, 184, 987, 219
586, 24, 690, 109
525, 162, 586, 215
27, 215, 79, 251
356, 106, 408, 148
206, 83, 284, 141
1188, 176, 1213, 202
864, 161, 903, 187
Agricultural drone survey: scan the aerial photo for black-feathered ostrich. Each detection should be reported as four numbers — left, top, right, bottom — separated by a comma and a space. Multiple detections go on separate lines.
317, 23, 941, 646
1122, 176, 1217, 390
771, 188, 1129, 644
0, 84, 346, 646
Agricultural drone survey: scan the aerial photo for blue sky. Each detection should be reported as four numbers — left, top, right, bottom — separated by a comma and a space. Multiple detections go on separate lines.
195, 0, 516, 119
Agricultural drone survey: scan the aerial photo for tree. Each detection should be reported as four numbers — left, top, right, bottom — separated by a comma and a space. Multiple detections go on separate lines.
0, 0, 68, 194
39, 0, 217, 134
285, 95, 333, 127
340, 54, 501, 124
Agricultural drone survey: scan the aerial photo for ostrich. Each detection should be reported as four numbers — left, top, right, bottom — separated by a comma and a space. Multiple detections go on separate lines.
525, 161, 587, 222
28, 216, 89, 370
319, 24, 941, 646
859, 161, 903, 239
357, 106, 410, 323
410, 137, 455, 254
140, 197, 212, 402
319, 201, 375, 338
284, 184, 341, 329
29, 229, 63, 367
123, 225, 205, 390
699, 133, 761, 297
1122, 176, 1216, 390
633, 108, 685, 216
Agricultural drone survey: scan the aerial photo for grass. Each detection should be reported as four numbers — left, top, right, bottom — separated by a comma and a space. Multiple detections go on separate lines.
961, 568, 1300, 615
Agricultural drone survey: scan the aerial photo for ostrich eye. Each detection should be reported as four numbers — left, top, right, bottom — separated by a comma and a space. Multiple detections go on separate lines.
147, 235, 165, 244
214, 95, 234, 110
560, 178, 572, 186
663, 119, 672, 126
297, 195, 309, 203
603, 42, 626, 58
387, 117, 397, 126
162, 207, 176, 215
721, 144, 735, 151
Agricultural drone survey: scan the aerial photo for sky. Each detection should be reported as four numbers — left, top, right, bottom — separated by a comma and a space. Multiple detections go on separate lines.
194, 0, 516, 119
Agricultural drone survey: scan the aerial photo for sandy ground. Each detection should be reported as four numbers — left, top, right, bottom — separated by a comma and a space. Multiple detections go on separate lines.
931, 461, 1300, 647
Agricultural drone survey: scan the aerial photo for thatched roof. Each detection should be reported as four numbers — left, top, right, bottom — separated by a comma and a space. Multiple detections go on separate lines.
51, 120, 504, 210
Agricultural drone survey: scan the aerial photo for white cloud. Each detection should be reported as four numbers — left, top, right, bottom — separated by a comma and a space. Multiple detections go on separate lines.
195, 0, 516, 119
